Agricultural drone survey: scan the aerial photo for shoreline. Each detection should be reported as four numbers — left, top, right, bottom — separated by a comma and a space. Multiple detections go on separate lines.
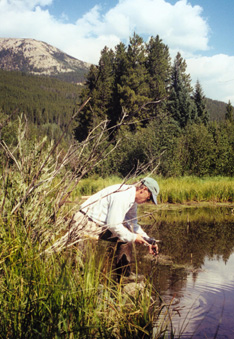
156, 201, 234, 210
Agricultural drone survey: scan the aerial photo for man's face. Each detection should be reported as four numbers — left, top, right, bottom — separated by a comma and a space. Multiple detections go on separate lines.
135, 187, 152, 204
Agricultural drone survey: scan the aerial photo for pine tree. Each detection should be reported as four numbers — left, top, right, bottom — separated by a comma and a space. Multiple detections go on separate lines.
108, 42, 128, 128
193, 80, 209, 125
75, 47, 115, 141
168, 52, 195, 128
225, 100, 233, 122
146, 35, 171, 102
117, 33, 150, 128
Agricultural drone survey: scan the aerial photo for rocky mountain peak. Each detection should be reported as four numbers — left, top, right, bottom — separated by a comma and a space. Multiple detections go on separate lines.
0, 38, 90, 81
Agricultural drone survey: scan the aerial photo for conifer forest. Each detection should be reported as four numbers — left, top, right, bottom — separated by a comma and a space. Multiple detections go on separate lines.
0, 33, 233, 178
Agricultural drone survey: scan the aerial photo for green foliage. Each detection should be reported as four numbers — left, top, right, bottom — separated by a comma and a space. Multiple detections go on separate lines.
225, 100, 233, 122
193, 80, 209, 125
208, 121, 234, 176
137, 113, 182, 176
0, 118, 159, 339
75, 47, 115, 141
75, 33, 173, 140
146, 35, 171, 102
117, 33, 150, 128
75, 36, 222, 178
0, 69, 82, 141
168, 53, 196, 128
178, 124, 215, 176
90, 115, 234, 178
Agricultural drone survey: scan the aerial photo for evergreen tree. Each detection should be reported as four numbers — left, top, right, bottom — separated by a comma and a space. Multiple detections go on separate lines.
146, 35, 171, 103
179, 124, 215, 176
168, 52, 195, 128
225, 100, 233, 122
117, 33, 150, 128
108, 42, 128, 128
193, 80, 209, 125
75, 47, 115, 141
172, 52, 193, 93
208, 122, 233, 175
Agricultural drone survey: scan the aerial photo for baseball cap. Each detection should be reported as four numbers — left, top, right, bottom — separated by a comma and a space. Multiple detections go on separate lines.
141, 177, 160, 204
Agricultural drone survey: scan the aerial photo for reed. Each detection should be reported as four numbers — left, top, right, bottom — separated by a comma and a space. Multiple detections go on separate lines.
71, 175, 234, 204
0, 118, 160, 338
0, 227, 160, 338
156, 176, 234, 204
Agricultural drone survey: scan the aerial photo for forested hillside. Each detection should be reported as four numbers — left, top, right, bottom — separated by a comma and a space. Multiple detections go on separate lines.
0, 69, 82, 140
205, 98, 227, 121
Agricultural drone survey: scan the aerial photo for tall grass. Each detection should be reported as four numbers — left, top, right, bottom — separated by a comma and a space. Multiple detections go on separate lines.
0, 117, 160, 338
71, 176, 234, 205
0, 217, 161, 338
158, 176, 234, 204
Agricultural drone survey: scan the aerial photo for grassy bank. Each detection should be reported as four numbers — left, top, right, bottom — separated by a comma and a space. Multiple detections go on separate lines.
158, 176, 234, 204
73, 175, 234, 204
0, 130, 160, 338
0, 226, 159, 338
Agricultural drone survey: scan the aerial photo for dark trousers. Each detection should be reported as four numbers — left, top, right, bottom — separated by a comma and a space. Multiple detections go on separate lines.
99, 230, 133, 281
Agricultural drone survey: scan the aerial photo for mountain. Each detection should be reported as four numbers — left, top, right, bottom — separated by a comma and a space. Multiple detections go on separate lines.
0, 38, 90, 83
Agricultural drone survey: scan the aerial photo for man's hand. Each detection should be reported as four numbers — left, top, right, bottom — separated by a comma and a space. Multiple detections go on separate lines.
135, 234, 148, 244
148, 244, 159, 256
135, 234, 159, 256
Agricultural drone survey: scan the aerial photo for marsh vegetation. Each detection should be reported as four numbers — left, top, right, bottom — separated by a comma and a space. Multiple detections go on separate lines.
1, 117, 234, 338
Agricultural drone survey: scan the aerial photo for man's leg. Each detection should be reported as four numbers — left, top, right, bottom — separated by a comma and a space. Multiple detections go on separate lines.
99, 230, 133, 281
115, 242, 132, 280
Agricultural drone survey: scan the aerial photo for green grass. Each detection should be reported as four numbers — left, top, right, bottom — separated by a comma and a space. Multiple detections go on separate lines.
0, 229, 159, 338
159, 176, 234, 203
0, 121, 160, 338
1, 118, 233, 338
72, 175, 234, 204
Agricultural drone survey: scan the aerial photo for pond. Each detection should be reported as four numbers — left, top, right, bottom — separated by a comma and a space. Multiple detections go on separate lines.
137, 205, 234, 338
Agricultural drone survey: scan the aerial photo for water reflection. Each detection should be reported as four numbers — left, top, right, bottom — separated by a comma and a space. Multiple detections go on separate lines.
139, 206, 234, 338
163, 254, 234, 338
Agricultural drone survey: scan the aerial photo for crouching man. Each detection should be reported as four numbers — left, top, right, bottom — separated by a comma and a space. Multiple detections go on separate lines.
71, 177, 160, 279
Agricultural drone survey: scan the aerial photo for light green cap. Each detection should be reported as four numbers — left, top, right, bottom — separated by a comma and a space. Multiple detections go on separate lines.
141, 177, 160, 204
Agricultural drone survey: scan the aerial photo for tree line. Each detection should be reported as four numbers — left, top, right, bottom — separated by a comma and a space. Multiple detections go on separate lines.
74, 33, 234, 177
75, 34, 210, 140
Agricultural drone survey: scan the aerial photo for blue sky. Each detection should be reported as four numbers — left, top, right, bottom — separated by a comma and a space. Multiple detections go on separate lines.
50, 0, 234, 56
184, 0, 234, 56
1, 0, 234, 103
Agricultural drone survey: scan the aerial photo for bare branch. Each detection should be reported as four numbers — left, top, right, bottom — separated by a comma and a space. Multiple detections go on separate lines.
10, 97, 91, 214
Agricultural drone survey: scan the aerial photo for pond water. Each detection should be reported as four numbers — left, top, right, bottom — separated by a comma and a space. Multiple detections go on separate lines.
136, 205, 234, 338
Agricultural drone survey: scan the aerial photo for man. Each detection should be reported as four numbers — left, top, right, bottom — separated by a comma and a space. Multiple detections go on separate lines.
71, 177, 160, 278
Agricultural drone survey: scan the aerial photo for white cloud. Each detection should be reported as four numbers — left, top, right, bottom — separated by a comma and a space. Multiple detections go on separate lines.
0, 0, 233, 102
187, 55, 234, 104
2, 0, 52, 11
0, 0, 210, 61
103, 0, 209, 52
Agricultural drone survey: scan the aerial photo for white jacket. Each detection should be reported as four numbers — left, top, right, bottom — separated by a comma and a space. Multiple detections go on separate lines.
80, 184, 149, 242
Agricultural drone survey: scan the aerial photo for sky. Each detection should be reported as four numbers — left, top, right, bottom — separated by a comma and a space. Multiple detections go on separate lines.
0, 0, 234, 104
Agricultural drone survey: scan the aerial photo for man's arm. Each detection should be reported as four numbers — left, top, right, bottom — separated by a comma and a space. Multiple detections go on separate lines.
105, 194, 138, 242
125, 203, 150, 238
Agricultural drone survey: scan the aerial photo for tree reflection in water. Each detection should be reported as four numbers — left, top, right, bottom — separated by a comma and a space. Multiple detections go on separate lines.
137, 205, 234, 338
